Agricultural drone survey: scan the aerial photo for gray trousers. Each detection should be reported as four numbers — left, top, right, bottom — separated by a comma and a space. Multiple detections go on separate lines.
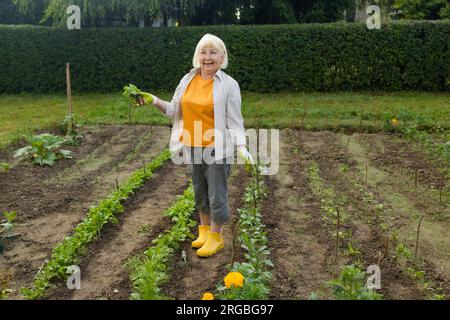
188, 147, 232, 225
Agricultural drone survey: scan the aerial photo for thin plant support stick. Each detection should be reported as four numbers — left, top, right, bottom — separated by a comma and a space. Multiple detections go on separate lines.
414, 168, 418, 189
74, 161, 87, 184
300, 104, 308, 131
346, 136, 351, 158
66, 63, 73, 133
414, 216, 424, 259
336, 206, 340, 263
439, 173, 445, 204
365, 164, 368, 184
115, 178, 120, 192
230, 217, 238, 267
359, 107, 364, 131
377, 236, 389, 266
376, 183, 381, 203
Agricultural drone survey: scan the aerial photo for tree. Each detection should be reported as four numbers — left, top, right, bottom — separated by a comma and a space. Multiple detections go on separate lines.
393, 0, 450, 19
292, 0, 354, 23
3, 0, 50, 24
9, 0, 204, 27
237, 0, 297, 24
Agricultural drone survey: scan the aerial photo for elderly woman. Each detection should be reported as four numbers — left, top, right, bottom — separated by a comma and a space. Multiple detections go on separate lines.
142, 34, 253, 258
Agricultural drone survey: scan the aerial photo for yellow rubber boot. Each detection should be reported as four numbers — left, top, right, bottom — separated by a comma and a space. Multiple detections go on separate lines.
192, 225, 211, 248
196, 231, 224, 257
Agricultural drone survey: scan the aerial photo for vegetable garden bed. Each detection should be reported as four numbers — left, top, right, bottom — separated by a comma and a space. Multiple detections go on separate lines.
1, 126, 448, 300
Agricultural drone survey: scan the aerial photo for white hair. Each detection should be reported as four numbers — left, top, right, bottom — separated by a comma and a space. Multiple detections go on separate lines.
192, 34, 228, 69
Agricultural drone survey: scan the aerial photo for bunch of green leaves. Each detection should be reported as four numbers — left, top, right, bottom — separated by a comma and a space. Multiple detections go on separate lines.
14, 133, 73, 166
0, 163, 12, 172
21, 149, 171, 300
216, 262, 271, 300
60, 114, 85, 146
127, 184, 196, 300
0, 211, 17, 254
217, 164, 272, 300
308, 162, 348, 226
327, 264, 383, 300
122, 84, 152, 107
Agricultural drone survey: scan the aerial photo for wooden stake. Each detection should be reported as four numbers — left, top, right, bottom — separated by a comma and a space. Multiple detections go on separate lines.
359, 107, 364, 131
365, 164, 368, 184
291, 105, 296, 129
142, 160, 146, 175
346, 136, 351, 158
66, 63, 73, 132
230, 217, 238, 267
414, 168, 418, 189
414, 216, 424, 259
336, 206, 340, 263
115, 178, 120, 192
377, 236, 389, 266
376, 183, 381, 203
300, 104, 308, 131
439, 173, 445, 204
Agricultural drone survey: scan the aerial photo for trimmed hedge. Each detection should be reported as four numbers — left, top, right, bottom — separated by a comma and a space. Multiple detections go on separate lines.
0, 21, 448, 93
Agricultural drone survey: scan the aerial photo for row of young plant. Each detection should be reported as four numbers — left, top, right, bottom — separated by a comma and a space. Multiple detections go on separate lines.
399, 124, 449, 202
126, 184, 196, 300
307, 161, 383, 300
338, 162, 446, 300
206, 163, 272, 300
20, 149, 172, 300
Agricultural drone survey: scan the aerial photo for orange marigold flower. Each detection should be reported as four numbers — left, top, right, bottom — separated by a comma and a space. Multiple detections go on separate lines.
201, 292, 214, 300
224, 271, 244, 289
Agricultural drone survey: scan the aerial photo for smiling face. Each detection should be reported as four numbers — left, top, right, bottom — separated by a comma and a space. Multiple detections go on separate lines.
199, 46, 224, 77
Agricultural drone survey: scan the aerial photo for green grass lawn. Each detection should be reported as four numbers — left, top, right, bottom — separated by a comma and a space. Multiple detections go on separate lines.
0, 91, 449, 150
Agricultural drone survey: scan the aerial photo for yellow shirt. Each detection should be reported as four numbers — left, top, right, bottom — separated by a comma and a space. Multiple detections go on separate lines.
180, 73, 215, 147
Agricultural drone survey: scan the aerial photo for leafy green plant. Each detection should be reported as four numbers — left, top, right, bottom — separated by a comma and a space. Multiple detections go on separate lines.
122, 84, 153, 106
216, 263, 271, 300
127, 184, 196, 300
216, 160, 272, 300
0, 211, 17, 254
0, 162, 12, 172
21, 149, 171, 300
327, 264, 383, 300
396, 242, 413, 260
122, 84, 154, 122
308, 162, 348, 228
14, 134, 73, 166
346, 242, 362, 257
60, 114, 85, 146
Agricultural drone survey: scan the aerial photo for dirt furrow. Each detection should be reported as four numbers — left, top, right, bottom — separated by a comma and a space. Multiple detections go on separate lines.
313, 132, 424, 299
46, 161, 190, 300
344, 133, 450, 297
161, 164, 248, 300
1, 125, 170, 299
266, 129, 336, 299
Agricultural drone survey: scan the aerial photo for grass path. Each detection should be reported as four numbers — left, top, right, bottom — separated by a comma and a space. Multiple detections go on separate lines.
1, 91, 449, 150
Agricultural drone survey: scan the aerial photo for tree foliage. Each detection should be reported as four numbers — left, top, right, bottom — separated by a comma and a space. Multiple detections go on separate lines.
2, 0, 449, 26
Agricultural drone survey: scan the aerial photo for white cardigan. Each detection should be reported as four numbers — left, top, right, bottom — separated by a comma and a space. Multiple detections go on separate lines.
163, 67, 246, 162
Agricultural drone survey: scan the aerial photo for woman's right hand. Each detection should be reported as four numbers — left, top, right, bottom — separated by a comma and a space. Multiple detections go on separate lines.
139, 92, 154, 105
